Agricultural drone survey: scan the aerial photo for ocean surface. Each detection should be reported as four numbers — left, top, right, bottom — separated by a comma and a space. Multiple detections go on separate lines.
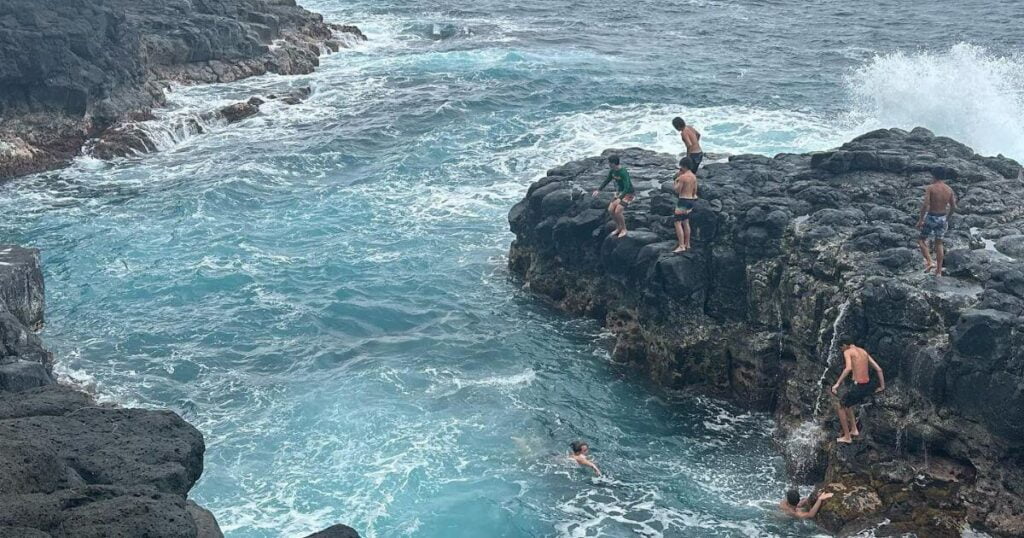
3, 1, 1024, 536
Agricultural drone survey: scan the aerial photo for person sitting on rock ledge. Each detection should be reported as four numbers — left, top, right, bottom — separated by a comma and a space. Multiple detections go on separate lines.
916, 167, 958, 276
779, 489, 833, 519
569, 441, 601, 476
592, 155, 635, 238
672, 117, 703, 171
673, 156, 698, 253
831, 338, 885, 444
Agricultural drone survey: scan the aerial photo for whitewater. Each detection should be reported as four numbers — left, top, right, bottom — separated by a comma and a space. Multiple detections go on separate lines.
2, 0, 1023, 536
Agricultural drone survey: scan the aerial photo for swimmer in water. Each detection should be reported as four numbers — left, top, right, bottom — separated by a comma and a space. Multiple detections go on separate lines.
779, 489, 833, 519
569, 441, 601, 476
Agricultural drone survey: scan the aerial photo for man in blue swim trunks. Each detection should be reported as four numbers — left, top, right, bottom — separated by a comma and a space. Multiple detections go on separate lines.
916, 168, 958, 276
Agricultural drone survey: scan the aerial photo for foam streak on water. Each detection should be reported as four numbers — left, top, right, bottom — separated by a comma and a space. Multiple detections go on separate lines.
2, 1, 1021, 536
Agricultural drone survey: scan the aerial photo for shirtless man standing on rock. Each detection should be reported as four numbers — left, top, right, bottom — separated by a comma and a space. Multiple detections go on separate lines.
831, 338, 885, 444
673, 156, 698, 253
917, 168, 957, 276
672, 117, 703, 171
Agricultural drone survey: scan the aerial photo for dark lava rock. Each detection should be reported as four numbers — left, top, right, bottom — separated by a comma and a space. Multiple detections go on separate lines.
304, 524, 362, 538
0, 245, 222, 537
0, 0, 365, 179
219, 100, 261, 124
508, 129, 1024, 536
186, 500, 224, 538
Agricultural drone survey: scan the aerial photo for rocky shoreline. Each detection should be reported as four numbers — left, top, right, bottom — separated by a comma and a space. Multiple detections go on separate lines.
0, 246, 364, 536
0, 0, 367, 179
508, 128, 1024, 536
0, 245, 220, 536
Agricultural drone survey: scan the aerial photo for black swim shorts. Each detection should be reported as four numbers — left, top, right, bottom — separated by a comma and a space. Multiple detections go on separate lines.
689, 152, 704, 171
841, 378, 878, 407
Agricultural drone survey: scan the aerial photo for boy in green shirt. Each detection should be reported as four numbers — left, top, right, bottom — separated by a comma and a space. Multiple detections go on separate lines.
592, 155, 634, 238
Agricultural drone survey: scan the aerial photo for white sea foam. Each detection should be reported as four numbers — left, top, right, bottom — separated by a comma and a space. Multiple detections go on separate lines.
844, 43, 1024, 160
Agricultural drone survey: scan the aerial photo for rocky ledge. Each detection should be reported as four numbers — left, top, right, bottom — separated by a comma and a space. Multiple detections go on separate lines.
508, 128, 1024, 536
0, 245, 221, 537
0, 0, 366, 179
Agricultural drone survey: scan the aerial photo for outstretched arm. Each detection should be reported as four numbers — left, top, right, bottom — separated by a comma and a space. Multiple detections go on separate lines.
832, 350, 853, 395
584, 459, 601, 476
868, 356, 885, 392
800, 492, 833, 519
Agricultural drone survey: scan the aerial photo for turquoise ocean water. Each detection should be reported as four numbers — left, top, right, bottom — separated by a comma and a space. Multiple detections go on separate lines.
2, 1, 1023, 536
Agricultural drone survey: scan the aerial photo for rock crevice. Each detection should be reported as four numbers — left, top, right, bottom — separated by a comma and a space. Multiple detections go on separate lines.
508, 128, 1024, 536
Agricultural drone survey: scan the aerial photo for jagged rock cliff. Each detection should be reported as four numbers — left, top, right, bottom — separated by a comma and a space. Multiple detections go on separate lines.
508, 128, 1024, 536
0, 0, 365, 179
0, 245, 222, 537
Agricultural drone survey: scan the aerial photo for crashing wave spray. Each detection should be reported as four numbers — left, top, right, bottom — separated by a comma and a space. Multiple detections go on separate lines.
845, 43, 1024, 160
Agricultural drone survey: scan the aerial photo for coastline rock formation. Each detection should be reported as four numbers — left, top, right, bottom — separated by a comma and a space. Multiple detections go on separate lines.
0, 245, 222, 537
508, 128, 1024, 536
0, 0, 366, 179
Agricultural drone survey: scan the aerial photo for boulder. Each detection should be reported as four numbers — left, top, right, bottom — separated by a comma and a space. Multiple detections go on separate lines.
304, 524, 362, 538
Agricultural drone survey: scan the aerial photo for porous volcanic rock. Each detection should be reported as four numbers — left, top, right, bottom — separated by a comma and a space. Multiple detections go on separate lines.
0, 0, 365, 179
508, 128, 1024, 536
0, 245, 222, 537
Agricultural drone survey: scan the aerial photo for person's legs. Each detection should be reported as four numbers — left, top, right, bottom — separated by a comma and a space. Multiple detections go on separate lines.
846, 407, 859, 436
918, 237, 933, 272
835, 400, 852, 443
683, 219, 692, 249
674, 217, 686, 252
935, 239, 945, 276
608, 199, 620, 235
614, 204, 627, 237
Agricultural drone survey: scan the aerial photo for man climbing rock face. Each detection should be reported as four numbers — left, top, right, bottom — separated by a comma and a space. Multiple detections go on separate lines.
917, 168, 957, 276
831, 338, 885, 444
592, 155, 634, 238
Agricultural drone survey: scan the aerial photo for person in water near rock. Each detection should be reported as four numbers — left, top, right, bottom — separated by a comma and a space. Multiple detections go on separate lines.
779, 489, 834, 519
916, 168, 958, 276
592, 155, 634, 238
673, 156, 698, 253
672, 117, 703, 171
569, 441, 601, 476
831, 338, 885, 444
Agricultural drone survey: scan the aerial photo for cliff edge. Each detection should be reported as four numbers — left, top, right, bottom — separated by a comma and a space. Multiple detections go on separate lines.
508, 128, 1024, 536
0, 245, 222, 537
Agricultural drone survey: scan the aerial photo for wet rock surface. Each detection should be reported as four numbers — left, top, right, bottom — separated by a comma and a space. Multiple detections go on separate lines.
0, 245, 222, 537
508, 128, 1024, 536
304, 524, 362, 538
0, 0, 365, 179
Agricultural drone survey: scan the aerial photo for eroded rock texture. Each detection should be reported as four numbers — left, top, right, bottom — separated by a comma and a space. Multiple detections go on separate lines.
0, 0, 365, 179
508, 128, 1024, 536
0, 245, 220, 537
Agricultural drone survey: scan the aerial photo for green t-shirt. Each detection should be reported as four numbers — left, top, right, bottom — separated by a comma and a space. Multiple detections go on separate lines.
602, 167, 634, 195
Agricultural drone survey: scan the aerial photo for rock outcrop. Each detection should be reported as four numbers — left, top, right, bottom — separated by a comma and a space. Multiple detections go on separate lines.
304, 524, 362, 538
0, 245, 222, 537
508, 128, 1024, 536
0, 0, 366, 179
